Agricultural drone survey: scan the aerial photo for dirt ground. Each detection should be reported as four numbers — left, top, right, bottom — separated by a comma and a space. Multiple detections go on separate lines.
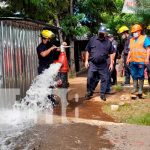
1, 72, 150, 150
54, 72, 114, 122
54, 72, 150, 123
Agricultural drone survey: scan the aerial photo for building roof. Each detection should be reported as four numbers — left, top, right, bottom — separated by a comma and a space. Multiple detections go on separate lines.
0, 17, 60, 31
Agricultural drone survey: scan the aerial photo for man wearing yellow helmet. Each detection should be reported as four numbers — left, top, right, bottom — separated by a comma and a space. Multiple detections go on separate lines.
118, 25, 131, 86
126, 24, 150, 98
36, 29, 59, 106
37, 29, 57, 74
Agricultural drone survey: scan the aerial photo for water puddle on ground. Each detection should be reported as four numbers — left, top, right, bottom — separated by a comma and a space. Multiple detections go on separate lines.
0, 63, 61, 150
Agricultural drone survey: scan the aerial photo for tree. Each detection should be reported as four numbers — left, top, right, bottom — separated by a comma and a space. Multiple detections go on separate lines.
136, 0, 150, 25
75, 0, 116, 33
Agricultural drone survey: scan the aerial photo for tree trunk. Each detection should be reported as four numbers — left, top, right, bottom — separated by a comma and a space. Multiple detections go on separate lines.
55, 15, 63, 43
70, 0, 73, 15
69, 0, 76, 75
69, 39, 76, 75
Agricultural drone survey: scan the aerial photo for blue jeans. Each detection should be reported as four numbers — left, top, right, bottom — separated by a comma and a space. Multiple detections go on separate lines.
130, 62, 145, 80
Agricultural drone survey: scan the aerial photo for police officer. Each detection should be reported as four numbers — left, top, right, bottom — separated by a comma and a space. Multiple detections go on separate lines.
107, 34, 118, 89
85, 26, 114, 101
118, 26, 131, 86
37, 29, 57, 74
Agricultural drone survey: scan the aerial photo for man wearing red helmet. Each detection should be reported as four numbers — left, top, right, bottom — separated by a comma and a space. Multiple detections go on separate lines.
127, 24, 150, 98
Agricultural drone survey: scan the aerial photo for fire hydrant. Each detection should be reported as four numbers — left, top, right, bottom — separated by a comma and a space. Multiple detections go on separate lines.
55, 42, 70, 88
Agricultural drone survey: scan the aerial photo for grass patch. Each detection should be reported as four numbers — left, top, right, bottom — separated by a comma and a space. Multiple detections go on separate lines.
102, 101, 150, 126
113, 84, 123, 92
126, 113, 150, 126
146, 92, 150, 98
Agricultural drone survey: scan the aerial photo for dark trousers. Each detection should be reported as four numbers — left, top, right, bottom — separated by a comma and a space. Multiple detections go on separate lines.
146, 64, 150, 85
111, 68, 117, 84
124, 55, 131, 84
87, 67, 108, 96
38, 65, 49, 75
57, 72, 69, 88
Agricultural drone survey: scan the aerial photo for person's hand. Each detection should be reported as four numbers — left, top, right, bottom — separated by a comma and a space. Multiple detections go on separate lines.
109, 63, 113, 71
51, 45, 57, 51
85, 61, 89, 69
145, 58, 149, 65
126, 59, 130, 65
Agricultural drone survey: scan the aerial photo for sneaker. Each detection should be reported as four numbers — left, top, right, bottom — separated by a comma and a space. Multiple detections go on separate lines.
85, 91, 93, 100
100, 95, 106, 101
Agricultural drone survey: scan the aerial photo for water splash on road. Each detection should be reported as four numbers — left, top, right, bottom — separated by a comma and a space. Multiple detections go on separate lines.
0, 63, 61, 149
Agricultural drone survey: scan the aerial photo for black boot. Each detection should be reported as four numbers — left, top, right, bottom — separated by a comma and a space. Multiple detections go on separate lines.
48, 95, 59, 107
131, 80, 138, 94
85, 91, 93, 100
138, 80, 144, 99
100, 94, 106, 101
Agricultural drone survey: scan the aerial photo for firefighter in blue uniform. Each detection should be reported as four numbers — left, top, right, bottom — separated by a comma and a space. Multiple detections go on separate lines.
36, 29, 57, 74
84, 26, 114, 101
36, 29, 59, 106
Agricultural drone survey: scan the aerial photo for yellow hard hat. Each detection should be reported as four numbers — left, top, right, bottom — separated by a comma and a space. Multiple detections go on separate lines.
118, 26, 129, 34
40, 30, 54, 39
147, 25, 150, 30
131, 24, 142, 33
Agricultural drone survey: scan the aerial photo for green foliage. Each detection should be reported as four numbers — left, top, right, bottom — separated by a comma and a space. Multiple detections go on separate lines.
1, 0, 149, 39
101, 0, 149, 35
76, 0, 116, 33
61, 14, 90, 38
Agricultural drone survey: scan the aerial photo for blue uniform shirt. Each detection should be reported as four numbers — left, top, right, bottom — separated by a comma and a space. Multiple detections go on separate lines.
85, 36, 114, 70
143, 36, 150, 48
37, 42, 54, 67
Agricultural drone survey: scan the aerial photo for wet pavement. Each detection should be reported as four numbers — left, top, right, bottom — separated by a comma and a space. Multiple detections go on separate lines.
7, 123, 113, 150
1, 117, 150, 150
1, 73, 150, 150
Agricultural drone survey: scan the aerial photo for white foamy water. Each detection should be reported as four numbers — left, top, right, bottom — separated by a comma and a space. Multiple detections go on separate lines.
0, 63, 61, 149
14, 63, 62, 111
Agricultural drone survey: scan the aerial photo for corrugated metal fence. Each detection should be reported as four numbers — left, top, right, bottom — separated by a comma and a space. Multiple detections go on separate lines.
0, 18, 59, 99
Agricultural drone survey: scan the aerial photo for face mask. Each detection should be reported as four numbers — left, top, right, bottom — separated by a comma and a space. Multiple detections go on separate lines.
121, 34, 126, 39
133, 32, 139, 38
99, 33, 105, 40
